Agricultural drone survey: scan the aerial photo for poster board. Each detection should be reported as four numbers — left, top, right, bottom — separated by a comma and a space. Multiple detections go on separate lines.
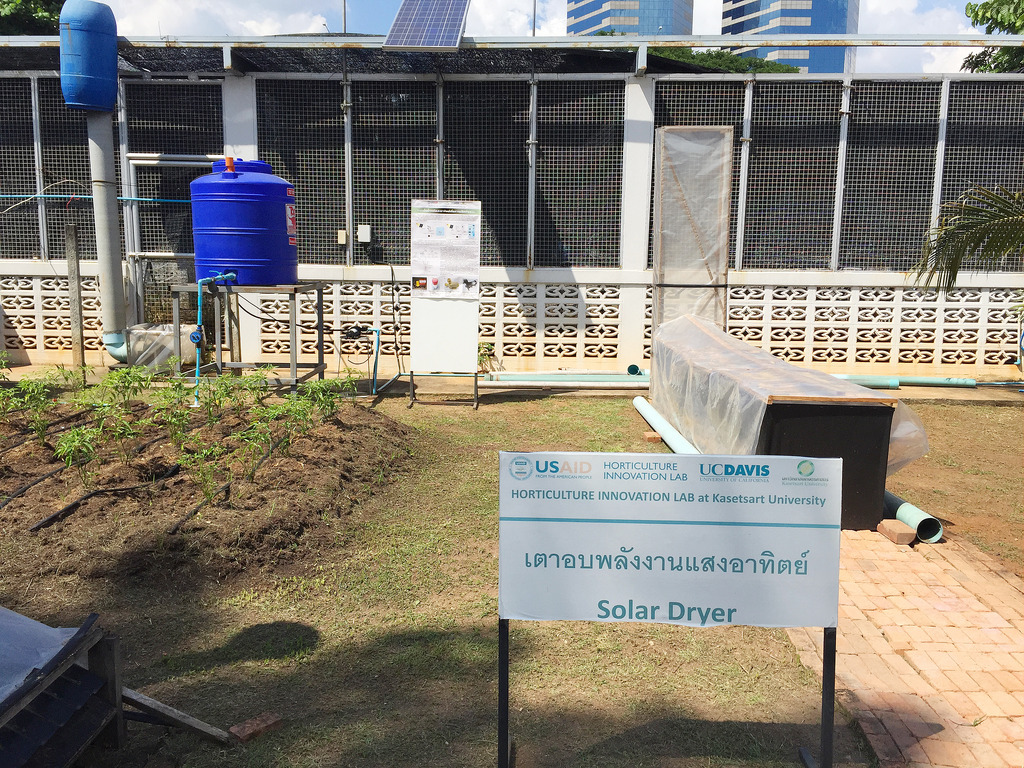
409, 200, 481, 373
499, 451, 841, 629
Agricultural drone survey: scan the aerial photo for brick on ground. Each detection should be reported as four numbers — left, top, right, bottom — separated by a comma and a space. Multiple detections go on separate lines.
229, 712, 284, 743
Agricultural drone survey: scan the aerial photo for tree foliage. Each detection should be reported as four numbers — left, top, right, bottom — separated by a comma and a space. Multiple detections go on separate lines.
593, 29, 799, 72
0, 0, 62, 35
962, 0, 1024, 72
653, 46, 800, 73
917, 185, 1024, 293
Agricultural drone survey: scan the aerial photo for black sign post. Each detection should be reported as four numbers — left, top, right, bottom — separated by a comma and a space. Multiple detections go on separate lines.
499, 621, 838, 768
799, 626, 837, 768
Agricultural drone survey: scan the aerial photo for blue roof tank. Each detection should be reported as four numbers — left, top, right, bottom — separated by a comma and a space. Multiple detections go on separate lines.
59, 0, 118, 112
190, 159, 299, 286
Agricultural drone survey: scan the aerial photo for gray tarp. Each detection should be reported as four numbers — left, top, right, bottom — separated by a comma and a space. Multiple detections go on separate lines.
0, 607, 77, 703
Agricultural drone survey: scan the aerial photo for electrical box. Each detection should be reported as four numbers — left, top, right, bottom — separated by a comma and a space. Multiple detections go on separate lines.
357, 225, 371, 243
337, 229, 347, 245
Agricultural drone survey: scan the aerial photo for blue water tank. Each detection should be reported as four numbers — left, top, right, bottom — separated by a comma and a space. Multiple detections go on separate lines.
59, 0, 118, 112
190, 159, 299, 286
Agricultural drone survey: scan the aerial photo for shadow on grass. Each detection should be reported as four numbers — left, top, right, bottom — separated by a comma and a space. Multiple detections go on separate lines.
66, 619, 871, 768
157, 621, 321, 676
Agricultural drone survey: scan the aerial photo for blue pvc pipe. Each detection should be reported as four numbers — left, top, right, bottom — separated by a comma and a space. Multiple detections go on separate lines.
632, 396, 700, 455
192, 271, 235, 405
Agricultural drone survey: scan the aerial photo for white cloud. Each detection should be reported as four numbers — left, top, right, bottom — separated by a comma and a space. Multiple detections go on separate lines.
466, 0, 566, 36
103, 0, 327, 36
692, 0, 722, 35
856, 0, 974, 73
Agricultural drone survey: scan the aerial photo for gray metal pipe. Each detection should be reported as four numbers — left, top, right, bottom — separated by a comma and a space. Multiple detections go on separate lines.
87, 109, 127, 361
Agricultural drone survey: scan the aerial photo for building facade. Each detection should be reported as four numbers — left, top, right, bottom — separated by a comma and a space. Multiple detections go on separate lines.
568, 0, 693, 36
0, 40, 1021, 379
721, 0, 860, 73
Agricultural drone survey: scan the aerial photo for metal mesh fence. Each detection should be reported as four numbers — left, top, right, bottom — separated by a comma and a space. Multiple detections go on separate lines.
839, 80, 941, 271
124, 82, 223, 154
139, 257, 195, 325
2, 71, 1023, 279
941, 80, 1024, 272
654, 80, 746, 267
744, 80, 842, 270
351, 81, 437, 266
38, 77, 110, 260
256, 79, 347, 265
444, 81, 531, 267
535, 80, 624, 268
0, 78, 41, 258
135, 165, 204, 254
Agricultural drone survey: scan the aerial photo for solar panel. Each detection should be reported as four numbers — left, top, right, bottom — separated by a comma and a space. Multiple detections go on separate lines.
383, 0, 471, 51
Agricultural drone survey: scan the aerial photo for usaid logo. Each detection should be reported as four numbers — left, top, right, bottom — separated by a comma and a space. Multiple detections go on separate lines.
508, 455, 533, 480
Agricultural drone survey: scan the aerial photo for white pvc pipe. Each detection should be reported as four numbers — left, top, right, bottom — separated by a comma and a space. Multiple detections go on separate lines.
632, 396, 700, 454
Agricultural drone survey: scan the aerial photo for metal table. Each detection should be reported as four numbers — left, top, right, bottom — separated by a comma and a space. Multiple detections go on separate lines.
171, 282, 325, 391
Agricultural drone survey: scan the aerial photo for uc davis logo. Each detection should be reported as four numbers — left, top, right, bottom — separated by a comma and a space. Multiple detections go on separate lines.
508, 455, 532, 480
797, 460, 815, 477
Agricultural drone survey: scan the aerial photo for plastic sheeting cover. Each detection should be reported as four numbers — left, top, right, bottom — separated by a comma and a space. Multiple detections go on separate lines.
650, 315, 929, 475
652, 127, 733, 328
127, 323, 196, 369
0, 607, 77, 703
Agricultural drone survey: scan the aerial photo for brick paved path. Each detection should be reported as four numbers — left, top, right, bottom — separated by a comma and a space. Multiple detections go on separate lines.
789, 530, 1024, 768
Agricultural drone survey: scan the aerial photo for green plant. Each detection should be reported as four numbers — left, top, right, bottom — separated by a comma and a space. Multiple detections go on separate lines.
152, 381, 193, 447
264, 397, 315, 454
108, 418, 142, 465
179, 438, 227, 504
234, 369, 270, 414
0, 388, 17, 419
101, 366, 153, 409
918, 185, 1024, 293
340, 368, 360, 398
0, 350, 10, 381
196, 376, 236, 424
45, 363, 92, 392
477, 342, 496, 372
17, 378, 52, 444
236, 419, 273, 479
299, 378, 346, 417
54, 426, 101, 486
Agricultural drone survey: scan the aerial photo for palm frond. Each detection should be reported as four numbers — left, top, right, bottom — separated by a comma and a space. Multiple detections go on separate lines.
917, 185, 1024, 293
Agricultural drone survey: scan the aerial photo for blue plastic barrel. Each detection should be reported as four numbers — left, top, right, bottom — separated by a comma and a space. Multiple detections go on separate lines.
190, 159, 298, 286
59, 0, 118, 112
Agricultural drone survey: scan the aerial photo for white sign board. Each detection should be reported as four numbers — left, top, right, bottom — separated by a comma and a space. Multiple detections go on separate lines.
499, 452, 841, 629
410, 199, 481, 299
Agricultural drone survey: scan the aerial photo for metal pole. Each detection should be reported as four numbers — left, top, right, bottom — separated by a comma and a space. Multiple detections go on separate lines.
498, 618, 510, 768
799, 626, 836, 768
820, 626, 837, 768
65, 224, 86, 379
532, 0, 537, 36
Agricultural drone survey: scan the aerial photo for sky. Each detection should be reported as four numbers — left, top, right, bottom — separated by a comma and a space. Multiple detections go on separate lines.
100, 0, 982, 74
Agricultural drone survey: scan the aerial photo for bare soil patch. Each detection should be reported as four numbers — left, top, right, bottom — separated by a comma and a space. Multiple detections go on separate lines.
0, 401, 413, 585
